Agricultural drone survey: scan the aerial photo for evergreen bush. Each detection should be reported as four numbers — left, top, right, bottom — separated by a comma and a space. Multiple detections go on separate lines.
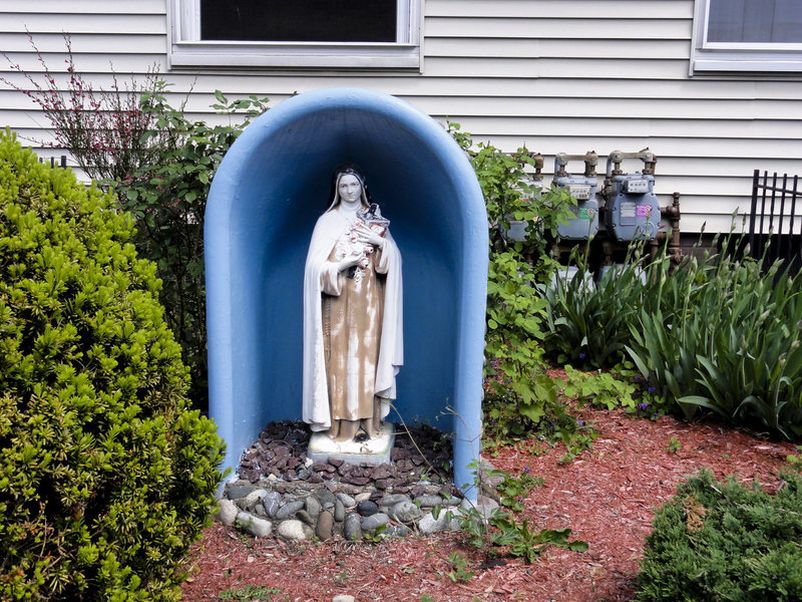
636, 469, 802, 601
0, 132, 225, 600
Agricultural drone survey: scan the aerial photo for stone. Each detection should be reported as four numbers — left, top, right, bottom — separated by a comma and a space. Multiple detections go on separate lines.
261, 491, 282, 518
305, 496, 322, 518
296, 510, 316, 526
414, 495, 443, 508
316, 511, 334, 540
417, 511, 447, 535
356, 500, 379, 517
236, 488, 268, 512
316, 489, 337, 506
236, 512, 272, 538
336, 493, 356, 507
332, 596, 355, 602
216, 498, 238, 526
361, 512, 390, 532
441, 495, 461, 507
274, 500, 304, 520
354, 492, 372, 503
391, 500, 422, 523
277, 519, 306, 541
384, 524, 411, 538
379, 493, 410, 507
226, 482, 258, 500
460, 495, 500, 520
344, 513, 362, 541
334, 500, 345, 522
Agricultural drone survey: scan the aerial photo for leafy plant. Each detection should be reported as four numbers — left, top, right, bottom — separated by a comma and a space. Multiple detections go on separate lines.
0, 133, 225, 600
456, 463, 587, 564
636, 469, 802, 601
448, 123, 588, 448
627, 238, 802, 438
496, 471, 544, 512
667, 435, 681, 454
218, 584, 282, 601
5, 36, 270, 409
541, 252, 649, 369
561, 365, 638, 411
119, 87, 269, 406
445, 552, 474, 583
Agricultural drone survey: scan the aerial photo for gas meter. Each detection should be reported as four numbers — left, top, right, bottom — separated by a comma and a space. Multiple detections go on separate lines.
552, 151, 600, 240
604, 149, 660, 241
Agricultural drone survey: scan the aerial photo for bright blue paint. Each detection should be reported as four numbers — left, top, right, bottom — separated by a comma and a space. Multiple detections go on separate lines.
205, 88, 487, 496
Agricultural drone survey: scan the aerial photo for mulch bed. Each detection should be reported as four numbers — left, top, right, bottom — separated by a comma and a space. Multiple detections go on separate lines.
181, 405, 798, 601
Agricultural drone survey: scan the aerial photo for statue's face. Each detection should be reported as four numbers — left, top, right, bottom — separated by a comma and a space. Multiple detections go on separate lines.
338, 174, 362, 206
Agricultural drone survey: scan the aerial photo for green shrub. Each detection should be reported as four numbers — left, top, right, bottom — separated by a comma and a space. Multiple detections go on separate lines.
448, 124, 581, 443
636, 469, 802, 601
540, 254, 649, 369
628, 243, 802, 438
0, 132, 225, 600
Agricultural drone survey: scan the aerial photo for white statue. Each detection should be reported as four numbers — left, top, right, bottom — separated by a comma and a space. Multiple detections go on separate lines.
302, 165, 403, 444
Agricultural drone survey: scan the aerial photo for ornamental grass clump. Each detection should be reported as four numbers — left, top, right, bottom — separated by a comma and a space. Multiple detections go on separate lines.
0, 132, 225, 600
628, 240, 802, 438
636, 469, 802, 601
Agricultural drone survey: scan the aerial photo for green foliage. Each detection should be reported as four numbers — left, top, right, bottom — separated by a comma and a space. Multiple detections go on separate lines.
636, 470, 802, 601
541, 254, 648, 369
218, 585, 282, 601
0, 132, 225, 600
116, 85, 270, 407
448, 123, 585, 447
562, 365, 638, 411
667, 435, 681, 454
627, 241, 802, 438
496, 471, 544, 512
444, 552, 474, 583
456, 463, 586, 564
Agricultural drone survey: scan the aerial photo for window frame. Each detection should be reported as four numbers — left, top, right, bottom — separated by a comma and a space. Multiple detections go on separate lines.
690, 0, 802, 74
167, 0, 423, 70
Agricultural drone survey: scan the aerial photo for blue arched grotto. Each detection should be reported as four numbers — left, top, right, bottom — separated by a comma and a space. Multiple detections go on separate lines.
205, 88, 487, 496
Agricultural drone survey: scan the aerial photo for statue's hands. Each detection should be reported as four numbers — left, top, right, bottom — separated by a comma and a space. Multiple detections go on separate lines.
337, 253, 362, 272
354, 222, 385, 248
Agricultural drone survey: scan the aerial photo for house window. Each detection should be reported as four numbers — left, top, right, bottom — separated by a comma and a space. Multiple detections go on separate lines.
168, 0, 421, 70
691, 0, 802, 73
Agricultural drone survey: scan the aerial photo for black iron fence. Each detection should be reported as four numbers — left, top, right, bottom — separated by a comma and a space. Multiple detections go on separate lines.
748, 169, 801, 273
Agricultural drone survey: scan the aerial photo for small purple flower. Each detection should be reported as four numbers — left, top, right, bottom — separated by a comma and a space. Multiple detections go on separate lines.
578, 352, 587, 360
637, 402, 650, 411
576, 419, 585, 427
648, 385, 657, 394
634, 374, 643, 383
523, 466, 530, 474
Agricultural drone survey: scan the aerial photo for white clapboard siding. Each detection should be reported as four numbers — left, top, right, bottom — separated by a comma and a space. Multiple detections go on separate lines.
2, 0, 802, 233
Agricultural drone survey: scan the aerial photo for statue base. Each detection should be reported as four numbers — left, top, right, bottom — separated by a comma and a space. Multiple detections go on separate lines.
307, 423, 395, 466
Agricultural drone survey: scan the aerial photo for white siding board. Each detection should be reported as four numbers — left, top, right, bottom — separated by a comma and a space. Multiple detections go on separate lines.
1, 13, 166, 34
426, 0, 693, 20
0, 0, 164, 14
422, 57, 692, 79
425, 17, 691, 39
1, 0, 800, 233
425, 38, 689, 59
0, 33, 167, 54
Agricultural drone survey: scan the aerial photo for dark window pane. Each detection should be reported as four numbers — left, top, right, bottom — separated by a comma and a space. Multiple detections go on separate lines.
201, 0, 398, 43
708, 0, 802, 43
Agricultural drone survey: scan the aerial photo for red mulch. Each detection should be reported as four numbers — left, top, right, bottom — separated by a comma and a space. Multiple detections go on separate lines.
180, 407, 798, 602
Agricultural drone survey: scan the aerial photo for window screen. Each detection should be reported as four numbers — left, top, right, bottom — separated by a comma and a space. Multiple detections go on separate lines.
201, 0, 398, 43
708, 0, 802, 43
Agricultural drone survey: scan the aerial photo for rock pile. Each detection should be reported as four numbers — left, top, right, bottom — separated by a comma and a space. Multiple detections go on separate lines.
217, 422, 500, 541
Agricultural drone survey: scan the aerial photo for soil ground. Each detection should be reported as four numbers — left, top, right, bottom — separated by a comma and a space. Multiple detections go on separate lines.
181, 404, 798, 602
